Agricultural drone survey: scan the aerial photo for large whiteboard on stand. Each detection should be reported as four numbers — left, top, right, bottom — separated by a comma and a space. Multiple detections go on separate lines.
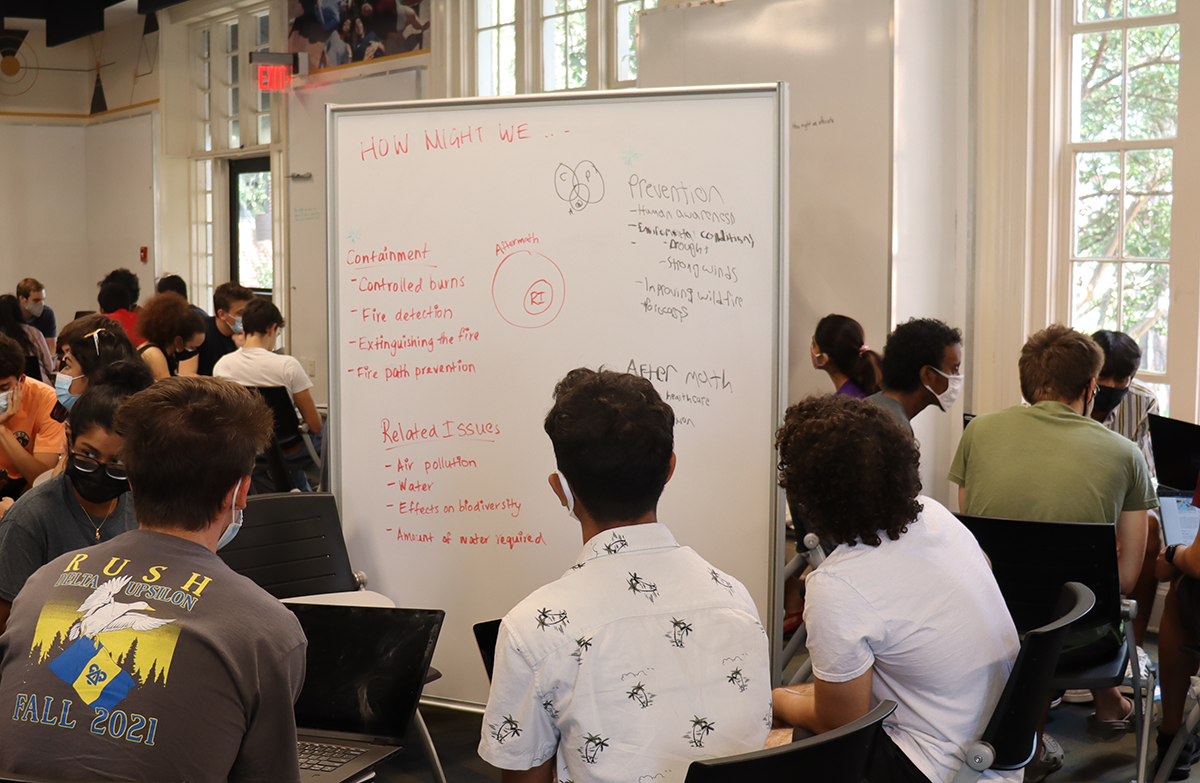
327, 86, 788, 706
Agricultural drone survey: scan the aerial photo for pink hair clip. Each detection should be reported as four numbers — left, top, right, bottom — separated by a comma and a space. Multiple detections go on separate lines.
858, 344, 870, 354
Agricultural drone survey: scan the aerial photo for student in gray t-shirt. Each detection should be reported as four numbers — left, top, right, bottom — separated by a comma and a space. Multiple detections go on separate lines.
865, 318, 964, 435
0, 377, 306, 783
0, 360, 154, 632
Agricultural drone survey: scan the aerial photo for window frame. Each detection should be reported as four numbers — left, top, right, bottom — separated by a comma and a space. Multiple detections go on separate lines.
1056, 0, 1197, 416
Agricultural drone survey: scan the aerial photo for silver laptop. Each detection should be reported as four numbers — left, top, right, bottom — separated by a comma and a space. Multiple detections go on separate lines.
286, 604, 444, 783
1161, 496, 1200, 547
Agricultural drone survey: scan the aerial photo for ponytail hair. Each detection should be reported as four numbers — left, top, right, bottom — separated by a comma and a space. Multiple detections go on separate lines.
814, 314, 882, 396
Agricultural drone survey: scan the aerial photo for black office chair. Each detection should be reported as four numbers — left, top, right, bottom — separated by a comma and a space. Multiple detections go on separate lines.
958, 515, 1154, 783
682, 700, 896, 783
217, 492, 364, 598
249, 386, 319, 493
952, 582, 1096, 782
23, 355, 41, 383
474, 618, 502, 681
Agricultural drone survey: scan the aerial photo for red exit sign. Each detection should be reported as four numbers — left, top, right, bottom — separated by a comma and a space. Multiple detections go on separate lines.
258, 63, 292, 92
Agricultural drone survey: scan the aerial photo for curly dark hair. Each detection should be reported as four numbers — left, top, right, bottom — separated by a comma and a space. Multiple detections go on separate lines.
880, 318, 962, 392
544, 368, 674, 524
99, 268, 140, 305
1091, 330, 1142, 382
776, 395, 922, 547
137, 293, 205, 349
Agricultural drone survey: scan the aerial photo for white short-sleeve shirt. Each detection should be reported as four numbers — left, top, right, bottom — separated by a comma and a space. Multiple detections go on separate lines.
212, 347, 312, 400
479, 522, 771, 783
803, 497, 1022, 783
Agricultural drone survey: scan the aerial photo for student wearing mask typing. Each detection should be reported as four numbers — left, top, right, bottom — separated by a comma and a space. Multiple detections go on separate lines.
0, 359, 154, 634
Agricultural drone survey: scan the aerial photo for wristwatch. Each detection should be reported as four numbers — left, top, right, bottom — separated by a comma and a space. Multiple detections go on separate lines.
1166, 544, 1180, 565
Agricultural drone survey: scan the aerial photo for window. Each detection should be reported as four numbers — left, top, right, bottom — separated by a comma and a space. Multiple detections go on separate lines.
190, 6, 275, 153
477, 0, 517, 96
192, 159, 216, 312
229, 157, 274, 296
471, 0, 655, 95
1065, 0, 1179, 406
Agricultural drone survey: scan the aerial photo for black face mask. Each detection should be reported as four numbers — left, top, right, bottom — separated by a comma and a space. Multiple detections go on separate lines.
175, 347, 200, 362
67, 454, 130, 504
1093, 385, 1130, 419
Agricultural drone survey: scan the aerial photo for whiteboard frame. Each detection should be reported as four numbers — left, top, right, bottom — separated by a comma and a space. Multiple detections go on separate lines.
324, 84, 791, 688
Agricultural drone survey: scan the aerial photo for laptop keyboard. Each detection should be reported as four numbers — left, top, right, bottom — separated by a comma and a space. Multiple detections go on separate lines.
297, 740, 367, 772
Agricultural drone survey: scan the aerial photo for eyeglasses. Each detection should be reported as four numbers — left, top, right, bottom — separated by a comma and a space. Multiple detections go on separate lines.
70, 453, 127, 481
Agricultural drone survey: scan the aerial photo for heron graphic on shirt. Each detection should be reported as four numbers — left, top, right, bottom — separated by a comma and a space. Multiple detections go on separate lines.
67, 575, 175, 641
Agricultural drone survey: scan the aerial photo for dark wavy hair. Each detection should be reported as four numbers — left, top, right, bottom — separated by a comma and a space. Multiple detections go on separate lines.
776, 395, 922, 547
880, 318, 962, 392
68, 325, 135, 379
544, 368, 674, 524
137, 293, 205, 349
69, 359, 156, 438
98, 268, 141, 308
814, 314, 881, 395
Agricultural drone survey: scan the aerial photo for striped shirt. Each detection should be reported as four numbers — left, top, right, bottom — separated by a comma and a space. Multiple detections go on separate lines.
1101, 380, 1159, 479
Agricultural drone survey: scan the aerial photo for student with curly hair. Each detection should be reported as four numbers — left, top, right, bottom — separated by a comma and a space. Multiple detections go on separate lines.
867, 318, 963, 433
773, 395, 1019, 783
810, 314, 882, 398
136, 292, 206, 381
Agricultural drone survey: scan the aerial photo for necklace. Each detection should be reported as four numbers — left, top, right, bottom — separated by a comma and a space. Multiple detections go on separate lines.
85, 499, 118, 541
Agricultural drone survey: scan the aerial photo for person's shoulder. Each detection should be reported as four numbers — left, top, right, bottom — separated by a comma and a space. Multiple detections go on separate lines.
22, 377, 63, 415
211, 349, 243, 374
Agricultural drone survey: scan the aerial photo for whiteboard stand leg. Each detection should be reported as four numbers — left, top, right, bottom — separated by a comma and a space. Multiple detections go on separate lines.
413, 708, 448, 783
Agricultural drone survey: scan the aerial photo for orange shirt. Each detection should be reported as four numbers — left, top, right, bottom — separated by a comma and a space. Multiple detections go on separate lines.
0, 378, 67, 480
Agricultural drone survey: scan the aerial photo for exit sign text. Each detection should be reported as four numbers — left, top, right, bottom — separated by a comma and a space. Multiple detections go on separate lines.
258, 64, 291, 92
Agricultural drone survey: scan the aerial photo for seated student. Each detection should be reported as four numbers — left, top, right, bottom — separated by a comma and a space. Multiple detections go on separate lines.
55, 322, 136, 411
191, 281, 254, 377
0, 334, 66, 497
16, 278, 55, 352
0, 295, 53, 383
0, 360, 154, 634
1154, 536, 1200, 779
97, 268, 145, 347
136, 292, 207, 381
156, 274, 208, 318
772, 395, 1020, 783
866, 318, 963, 434
479, 368, 770, 783
949, 324, 1155, 777
811, 314, 882, 398
0, 377, 306, 782
1090, 330, 1163, 648
213, 299, 322, 489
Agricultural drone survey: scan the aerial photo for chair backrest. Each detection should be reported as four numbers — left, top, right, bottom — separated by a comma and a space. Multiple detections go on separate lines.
980, 582, 1095, 770
956, 514, 1120, 634
252, 385, 303, 448
23, 355, 40, 381
683, 700, 897, 783
217, 492, 358, 598
474, 618, 502, 681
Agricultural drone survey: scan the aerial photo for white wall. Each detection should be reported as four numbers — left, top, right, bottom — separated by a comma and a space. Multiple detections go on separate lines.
85, 114, 158, 308
0, 125, 92, 322
0, 115, 157, 327
893, 0, 973, 507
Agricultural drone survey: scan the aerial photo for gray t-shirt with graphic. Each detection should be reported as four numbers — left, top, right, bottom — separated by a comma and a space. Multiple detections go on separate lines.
0, 529, 307, 783
0, 472, 137, 602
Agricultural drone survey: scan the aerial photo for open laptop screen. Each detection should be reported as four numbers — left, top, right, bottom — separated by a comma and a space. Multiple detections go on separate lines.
1149, 414, 1200, 495
287, 604, 444, 739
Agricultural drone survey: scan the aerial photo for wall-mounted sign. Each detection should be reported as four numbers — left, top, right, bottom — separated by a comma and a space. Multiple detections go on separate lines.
249, 51, 308, 92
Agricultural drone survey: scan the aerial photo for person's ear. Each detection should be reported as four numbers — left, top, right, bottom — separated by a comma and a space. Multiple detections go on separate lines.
665, 453, 677, 484
548, 472, 569, 508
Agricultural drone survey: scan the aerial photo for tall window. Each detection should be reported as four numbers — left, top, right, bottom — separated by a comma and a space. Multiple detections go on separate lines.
472, 0, 655, 95
191, 6, 275, 152
1066, 0, 1179, 411
477, 0, 517, 96
229, 157, 274, 296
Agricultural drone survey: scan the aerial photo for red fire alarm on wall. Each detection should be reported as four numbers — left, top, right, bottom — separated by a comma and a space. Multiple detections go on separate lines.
140, 246, 148, 263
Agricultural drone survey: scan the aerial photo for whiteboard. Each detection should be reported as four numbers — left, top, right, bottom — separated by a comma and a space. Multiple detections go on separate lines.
638, 0, 892, 401
327, 86, 788, 706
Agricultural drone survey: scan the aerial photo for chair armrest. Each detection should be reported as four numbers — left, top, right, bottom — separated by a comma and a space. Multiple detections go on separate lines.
1121, 598, 1138, 622
951, 741, 995, 783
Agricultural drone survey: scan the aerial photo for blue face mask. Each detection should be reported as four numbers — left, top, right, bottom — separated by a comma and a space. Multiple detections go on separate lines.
217, 478, 244, 550
55, 373, 82, 410
227, 315, 244, 335
0, 389, 11, 415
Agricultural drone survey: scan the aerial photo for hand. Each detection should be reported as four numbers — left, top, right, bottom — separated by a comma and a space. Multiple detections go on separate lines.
0, 498, 14, 517
1157, 547, 1179, 582
0, 382, 24, 426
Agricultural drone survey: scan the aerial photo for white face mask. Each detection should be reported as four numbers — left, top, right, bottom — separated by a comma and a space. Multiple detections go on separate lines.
924, 367, 964, 412
555, 470, 579, 521
26, 301, 44, 318
217, 478, 244, 550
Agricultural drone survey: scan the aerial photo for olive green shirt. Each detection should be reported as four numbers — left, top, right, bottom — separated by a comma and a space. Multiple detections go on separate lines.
949, 401, 1157, 523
